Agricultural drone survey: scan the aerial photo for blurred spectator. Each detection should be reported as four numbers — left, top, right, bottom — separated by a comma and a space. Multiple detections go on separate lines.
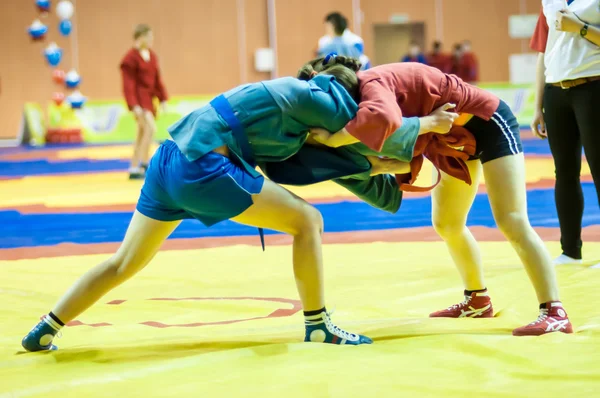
318, 12, 371, 69
450, 43, 463, 75
120, 24, 168, 180
401, 41, 427, 64
455, 40, 479, 83
318, 13, 362, 60
427, 41, 452, 73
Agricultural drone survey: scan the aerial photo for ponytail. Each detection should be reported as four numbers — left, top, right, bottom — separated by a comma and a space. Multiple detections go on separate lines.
323, 54, 361, 72
296, 54, 361, 100
297, 53, 362, 81
297, 64, 317, 81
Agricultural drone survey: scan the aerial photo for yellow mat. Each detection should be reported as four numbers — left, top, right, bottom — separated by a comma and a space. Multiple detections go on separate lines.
0, 172, 352, 208
1, 241, 599, 397
54, 144, 160, 161
0, 157, 587, 209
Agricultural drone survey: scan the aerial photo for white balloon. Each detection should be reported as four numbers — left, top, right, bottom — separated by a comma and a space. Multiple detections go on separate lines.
56, 1, 74, 20
46, 42, 59, 52
66, 69, 80, 80
69, 90, 84, 100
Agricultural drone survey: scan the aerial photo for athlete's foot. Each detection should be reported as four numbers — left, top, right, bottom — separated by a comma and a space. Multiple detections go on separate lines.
22, 318, 60, 352
512, 302, 573, 336
553, 254, 582, 266
128, 167, 145, 180
430, 290, 493, 318
304, 311, 372, 345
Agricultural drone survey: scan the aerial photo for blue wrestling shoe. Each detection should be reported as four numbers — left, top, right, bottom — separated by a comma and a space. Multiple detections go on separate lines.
21, 318, 60, 352
304, 311, 372, 345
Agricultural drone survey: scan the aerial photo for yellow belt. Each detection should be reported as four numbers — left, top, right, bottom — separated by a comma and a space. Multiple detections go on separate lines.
453, 113, 473, 127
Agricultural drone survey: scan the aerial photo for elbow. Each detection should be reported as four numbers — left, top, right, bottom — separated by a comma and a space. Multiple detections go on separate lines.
363, 109, 401, 135
382, 113, 402, 136
384, 194, 402, 214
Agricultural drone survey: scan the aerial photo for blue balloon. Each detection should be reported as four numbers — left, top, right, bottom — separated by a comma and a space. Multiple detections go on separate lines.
59, 19, 72, 36
68, 94, 86, 109
69, 99, 85, 109
28, 24, 48, 39
65, 76, 81, 89
45, 49, 63, 67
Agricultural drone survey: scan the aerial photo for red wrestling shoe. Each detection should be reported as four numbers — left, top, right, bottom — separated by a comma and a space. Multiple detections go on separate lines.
512, 302, 573, 336
430, 290, 493, 318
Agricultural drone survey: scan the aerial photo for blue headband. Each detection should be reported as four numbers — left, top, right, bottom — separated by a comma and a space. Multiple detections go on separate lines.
323, 53, 337, 65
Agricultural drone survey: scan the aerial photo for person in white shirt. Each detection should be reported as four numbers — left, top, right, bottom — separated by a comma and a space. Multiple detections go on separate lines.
530, 0, 600, 267
318, 12, 371, 70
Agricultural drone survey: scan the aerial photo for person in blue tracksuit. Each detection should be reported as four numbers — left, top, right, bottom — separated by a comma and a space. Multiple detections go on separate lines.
318, 12, 371, 70
21, 65, 421, 352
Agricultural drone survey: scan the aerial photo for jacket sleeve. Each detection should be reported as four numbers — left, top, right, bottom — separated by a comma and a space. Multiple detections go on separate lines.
154, 54, 168, 102
258, 144, 371, 186
530, 8, 549, 53
378, 116, 420, 162
290, 75, 359, 134
259, 144, 403, 214
344, 79, 403, 153
120, 53, 139, 109
347, 116, 420, 163
333, 173, 403, 214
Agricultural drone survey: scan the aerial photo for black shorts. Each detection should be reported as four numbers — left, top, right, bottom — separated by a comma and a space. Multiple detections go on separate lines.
465, 100, 523, 163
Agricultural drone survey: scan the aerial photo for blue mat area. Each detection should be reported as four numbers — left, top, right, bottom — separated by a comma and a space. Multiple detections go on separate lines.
0, 142, 122, 156
1, 184, 598, 249
521, 138, 551, 155
0, 159, 131, 177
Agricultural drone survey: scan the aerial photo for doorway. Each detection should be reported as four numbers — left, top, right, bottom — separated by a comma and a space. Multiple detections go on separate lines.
373, 22, 426, 66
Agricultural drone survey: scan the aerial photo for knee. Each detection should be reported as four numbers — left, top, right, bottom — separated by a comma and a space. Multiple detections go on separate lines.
495, 212, 530, 243
554, 165, 580, 181
146, 123, 157, 135
103, 254, 134, 283
290, 204, 324, 237
433, 217, 466, 240
144, 118, 157, 134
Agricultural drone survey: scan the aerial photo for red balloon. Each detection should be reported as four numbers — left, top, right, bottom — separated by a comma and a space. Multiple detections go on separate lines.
52, 92, 65, 106
52, 69, 66, 84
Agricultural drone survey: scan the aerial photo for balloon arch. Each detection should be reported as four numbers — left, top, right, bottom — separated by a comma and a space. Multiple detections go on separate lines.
27, 0, 86, 144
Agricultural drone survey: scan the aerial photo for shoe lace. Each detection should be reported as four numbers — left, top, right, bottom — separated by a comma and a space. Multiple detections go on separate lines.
447, 295, 471, 310
324, 310, 358, 341
529, 308, 549, 325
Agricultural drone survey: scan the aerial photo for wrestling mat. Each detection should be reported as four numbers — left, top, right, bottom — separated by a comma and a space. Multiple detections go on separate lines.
0, 137, 599, 398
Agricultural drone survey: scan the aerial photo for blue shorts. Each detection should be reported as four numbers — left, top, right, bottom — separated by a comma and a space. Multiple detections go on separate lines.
136, 140, 265, 226
465, 100, 523, 163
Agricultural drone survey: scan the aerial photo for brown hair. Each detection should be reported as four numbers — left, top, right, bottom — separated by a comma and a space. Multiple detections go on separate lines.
297, 55, 362, 100
133, 24, 152, 40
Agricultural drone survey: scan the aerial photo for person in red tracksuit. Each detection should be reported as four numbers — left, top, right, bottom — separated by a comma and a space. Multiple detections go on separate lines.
456, 40, 479, 83
120, 24, 169, 179
427, 41, 452, 74
300, 56, 572, 337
